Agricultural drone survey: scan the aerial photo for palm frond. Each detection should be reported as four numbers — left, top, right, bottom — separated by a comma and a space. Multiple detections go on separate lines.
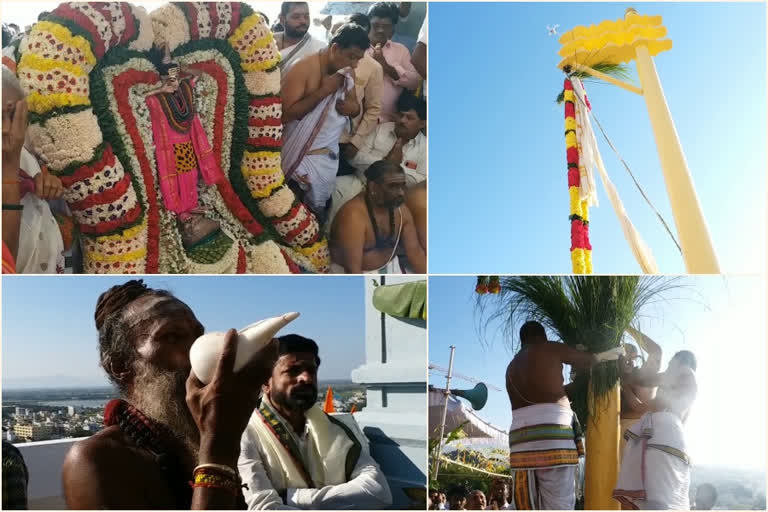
476, 276, 687, 426
556, 62, 634, 104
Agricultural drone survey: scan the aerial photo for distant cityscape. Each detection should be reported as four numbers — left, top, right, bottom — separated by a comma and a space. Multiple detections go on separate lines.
2, 382, 366, 443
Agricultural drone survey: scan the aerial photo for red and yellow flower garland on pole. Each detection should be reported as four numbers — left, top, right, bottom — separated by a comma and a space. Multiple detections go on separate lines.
564, 78, 593, 274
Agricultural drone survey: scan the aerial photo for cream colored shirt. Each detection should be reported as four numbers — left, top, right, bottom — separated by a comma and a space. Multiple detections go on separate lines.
349, 122, 427, 185
340, 54, 384, 149
238, 405, 392, 510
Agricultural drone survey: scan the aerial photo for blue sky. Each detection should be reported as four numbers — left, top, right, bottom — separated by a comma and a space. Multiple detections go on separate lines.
2, 276, 365, 388
428, 3, 766, 274
428, 275, 766, 470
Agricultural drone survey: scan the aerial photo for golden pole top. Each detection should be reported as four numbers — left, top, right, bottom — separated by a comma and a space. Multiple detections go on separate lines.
625, 7, 638, 17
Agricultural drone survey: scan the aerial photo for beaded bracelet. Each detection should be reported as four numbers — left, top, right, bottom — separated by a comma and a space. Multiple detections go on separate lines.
193, 463, 239, 481
2, 204, 23, 211
191, 470, 239, 495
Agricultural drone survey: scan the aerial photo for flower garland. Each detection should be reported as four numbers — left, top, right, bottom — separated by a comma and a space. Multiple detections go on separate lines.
19, 2, 328, 273
475, 276, 501, 295
99, 50, 249, 274
93, 55, 160, 270
150, 4, 190, 52
164, 28, 314, 273
214, 3, 235, 40
18, 5, 154, 274
168, 7, 327, 272
564, 78, 593, 274
26, 110, 103, 172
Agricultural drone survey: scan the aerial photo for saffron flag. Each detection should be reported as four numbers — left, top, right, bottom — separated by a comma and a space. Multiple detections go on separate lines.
323, 386, 335, 413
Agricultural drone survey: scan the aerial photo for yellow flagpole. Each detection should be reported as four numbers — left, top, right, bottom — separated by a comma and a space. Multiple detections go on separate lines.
584, 384, 621, 510
628, 8, 720, 274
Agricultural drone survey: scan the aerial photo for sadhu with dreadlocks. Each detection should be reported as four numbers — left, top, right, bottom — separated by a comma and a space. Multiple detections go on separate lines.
62, 280, 277, 509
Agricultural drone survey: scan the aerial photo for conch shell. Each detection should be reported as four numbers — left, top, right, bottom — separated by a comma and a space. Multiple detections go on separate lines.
190, 312, 300, 384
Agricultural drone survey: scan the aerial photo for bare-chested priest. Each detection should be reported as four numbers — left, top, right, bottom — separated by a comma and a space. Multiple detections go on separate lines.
330, 160, 425, 274
505, 321, 624, 510
281, 23, 368, 221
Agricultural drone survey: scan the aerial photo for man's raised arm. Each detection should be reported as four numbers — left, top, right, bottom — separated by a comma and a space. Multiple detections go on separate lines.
626, 326, 663, 375
551, 343, 625, 371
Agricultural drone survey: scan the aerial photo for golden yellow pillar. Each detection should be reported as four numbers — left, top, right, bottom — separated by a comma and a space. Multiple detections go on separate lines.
557, 8, 720, 274
629, 10, 720, 274
584, 384, 621, 510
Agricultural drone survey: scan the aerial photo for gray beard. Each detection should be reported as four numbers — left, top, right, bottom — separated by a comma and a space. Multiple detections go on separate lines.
130, 362, 200, 460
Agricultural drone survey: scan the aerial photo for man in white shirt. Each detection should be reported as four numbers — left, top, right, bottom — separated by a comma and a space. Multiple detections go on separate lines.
275, 2, 328, 77
239, 335, 392, 510
328, 91, 426, 228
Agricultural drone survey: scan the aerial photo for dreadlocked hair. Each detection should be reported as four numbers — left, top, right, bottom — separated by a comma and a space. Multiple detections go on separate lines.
95, 280, 172, 393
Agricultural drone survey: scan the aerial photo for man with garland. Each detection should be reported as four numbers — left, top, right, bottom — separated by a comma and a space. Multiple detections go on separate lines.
238, 334, 391, 509
505, 321, 623, 510
62, 280, 275, 509
329, 160, 425, 274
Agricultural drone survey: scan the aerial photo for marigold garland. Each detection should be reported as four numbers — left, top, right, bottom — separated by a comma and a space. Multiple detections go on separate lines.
564, 78, 593, 274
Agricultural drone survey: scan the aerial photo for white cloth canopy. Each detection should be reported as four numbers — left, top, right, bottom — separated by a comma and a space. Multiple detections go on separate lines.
428, 388, 507, 442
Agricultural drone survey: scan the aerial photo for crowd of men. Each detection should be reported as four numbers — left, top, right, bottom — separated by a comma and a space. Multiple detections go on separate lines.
429, 322, 709, 511
1, 1, 427, 275
275, 1, 427, 274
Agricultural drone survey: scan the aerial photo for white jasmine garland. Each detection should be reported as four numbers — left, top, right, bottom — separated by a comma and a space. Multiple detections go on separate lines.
247, 240, 291, 274
27, 110, 103, 172
194, 3, 213, 39
244, 68, 280, 96
128, 5, 155, 52
73, 4, 113, 51
150, 4, 190, 52
215, 3, 233, 39
157, 208, 187, 273
258, 186, 294, 218
107, 4, 127, 44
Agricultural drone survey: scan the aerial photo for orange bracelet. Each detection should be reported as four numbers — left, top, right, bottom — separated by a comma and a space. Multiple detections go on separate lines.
192, 481, 238, 495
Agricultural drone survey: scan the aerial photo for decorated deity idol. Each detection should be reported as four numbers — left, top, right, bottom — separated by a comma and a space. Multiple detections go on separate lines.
145, 58, 223, 250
